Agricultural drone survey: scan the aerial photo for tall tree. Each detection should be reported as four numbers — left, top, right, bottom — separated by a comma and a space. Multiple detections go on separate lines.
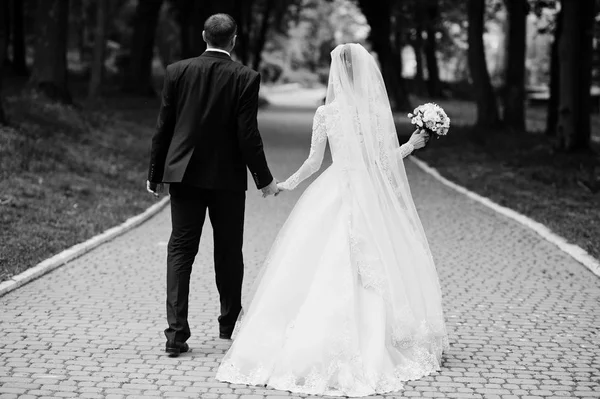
122, 0, 163, 95
556, 0, 595, 151
359, 0, 411, 111
3, 0, 10, 68
10, 0, 28, 76
252, 0, 275, 71
30, 0, 71, 103
403, 0, 424, 93
546, 8, 562, 136
232, 0, 255, 65
89, 0, 109, 98
71, 0, 87, 64
410, 19, 425, 93
174, 0, 194, 59
0, 0, 8, 124
502, 0, 528, 130
423, 0, 442, 97
467, 0, 500, 126
190, 1, 212, 56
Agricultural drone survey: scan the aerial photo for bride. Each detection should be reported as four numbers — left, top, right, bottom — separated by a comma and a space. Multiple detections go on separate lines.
216, 43, 448, 397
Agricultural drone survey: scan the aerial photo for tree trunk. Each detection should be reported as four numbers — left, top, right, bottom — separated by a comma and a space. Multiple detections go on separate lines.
252, 0, 275, 71
423, 0, 442, 98
411, 32, 424, 92
30, 0, 71, 103
122, 0, 163, 96
271, 0, 290, 34
233, 0, 254, 65
359, 0, 411, 111
71, 0, 86, 64
383, 44, 412, 111
191, 1, 212, 56
556, 0, 595, 151
502, 0, 527, 130
179, 15, 191, 59
467, 0, 500, 127
89, 0, 109, 98
0, 0, 8, 124
176, 0, 194, 59
410, 5, 424, 94
3, 0, 10, 68
10, 0, 28, 76
546, 9, 562, 136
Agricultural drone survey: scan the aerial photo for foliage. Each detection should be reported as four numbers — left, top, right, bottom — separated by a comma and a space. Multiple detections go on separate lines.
0, 92, 156, 281
2, 0, 598, 139
259, 0, 367, 84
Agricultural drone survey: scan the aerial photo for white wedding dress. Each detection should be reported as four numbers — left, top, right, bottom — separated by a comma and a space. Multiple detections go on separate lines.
216, 44, 448, 397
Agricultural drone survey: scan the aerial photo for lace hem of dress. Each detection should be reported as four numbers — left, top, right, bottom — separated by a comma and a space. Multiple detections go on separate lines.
216, 334, 448, 398
216, 213, 449, 398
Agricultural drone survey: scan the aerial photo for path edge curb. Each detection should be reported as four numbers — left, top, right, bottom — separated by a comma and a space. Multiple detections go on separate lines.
0, 196, 171, 297
410, 157, 600, 277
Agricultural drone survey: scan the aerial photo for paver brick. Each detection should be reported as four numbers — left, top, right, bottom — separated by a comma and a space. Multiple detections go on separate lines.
0, 387, 27, 395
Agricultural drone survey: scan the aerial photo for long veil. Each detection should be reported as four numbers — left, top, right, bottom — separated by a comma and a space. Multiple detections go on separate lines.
327, 43, 447, 354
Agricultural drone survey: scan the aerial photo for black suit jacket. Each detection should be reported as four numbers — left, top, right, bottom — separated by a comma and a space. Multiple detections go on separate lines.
148, 51, 273, 191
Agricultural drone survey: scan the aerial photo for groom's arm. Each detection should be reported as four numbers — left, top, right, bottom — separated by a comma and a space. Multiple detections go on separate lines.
237, 73, 273, 190
148, 65, 177, 184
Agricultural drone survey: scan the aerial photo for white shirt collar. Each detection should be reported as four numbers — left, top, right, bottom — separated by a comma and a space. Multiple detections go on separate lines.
205, 48, 231, 57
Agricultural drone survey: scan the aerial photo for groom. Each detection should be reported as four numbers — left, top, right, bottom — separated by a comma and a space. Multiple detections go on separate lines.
146, 13, 279, 357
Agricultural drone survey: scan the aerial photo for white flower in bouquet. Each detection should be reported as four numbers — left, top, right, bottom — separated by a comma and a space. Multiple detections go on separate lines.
411, 117, 423, 127
407, 103, 450, 138
423, 108, 440, 123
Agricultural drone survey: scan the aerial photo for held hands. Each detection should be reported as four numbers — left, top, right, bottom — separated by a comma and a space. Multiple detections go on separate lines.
276, 182, 288, 193
146, 180, 164, 197
261, 179, 280, 198
407, 129, 430, 150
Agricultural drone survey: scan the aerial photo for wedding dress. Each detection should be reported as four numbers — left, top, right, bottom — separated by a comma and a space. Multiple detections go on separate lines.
216, 43, 448, 397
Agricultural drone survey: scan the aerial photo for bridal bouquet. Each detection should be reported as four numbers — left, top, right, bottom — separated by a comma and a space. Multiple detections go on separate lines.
408, 103, 450, 138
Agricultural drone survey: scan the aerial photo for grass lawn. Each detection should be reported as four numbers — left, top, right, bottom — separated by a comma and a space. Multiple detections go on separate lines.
397, 97, 600, 261
0, 90, 161, 282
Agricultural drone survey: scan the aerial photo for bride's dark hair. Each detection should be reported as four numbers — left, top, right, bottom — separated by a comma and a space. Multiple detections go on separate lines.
341, 45, 353, 80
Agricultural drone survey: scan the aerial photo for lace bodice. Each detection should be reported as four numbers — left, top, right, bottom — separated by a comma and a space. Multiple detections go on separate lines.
279, 105, 414, 191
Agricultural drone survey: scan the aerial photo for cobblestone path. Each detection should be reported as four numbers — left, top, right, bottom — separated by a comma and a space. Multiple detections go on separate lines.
1, 94, 599, 399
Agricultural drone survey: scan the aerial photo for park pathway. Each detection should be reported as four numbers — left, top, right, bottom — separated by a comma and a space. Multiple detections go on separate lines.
1, 88, 599, 399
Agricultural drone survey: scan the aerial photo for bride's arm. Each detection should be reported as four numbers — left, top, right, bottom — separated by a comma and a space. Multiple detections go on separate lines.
396, 129, 428, 159
278, 107, 327, 191
397, 142, 415, 158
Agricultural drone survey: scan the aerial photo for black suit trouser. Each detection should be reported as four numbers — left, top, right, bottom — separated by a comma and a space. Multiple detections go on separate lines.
164, 183, 245, 343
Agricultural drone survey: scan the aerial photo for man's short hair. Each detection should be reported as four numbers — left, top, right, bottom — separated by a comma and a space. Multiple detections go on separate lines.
204, 14, 237, 48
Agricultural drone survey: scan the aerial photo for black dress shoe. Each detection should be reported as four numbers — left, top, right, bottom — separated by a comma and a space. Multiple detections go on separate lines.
219, 332, 232, 340
165, 341, 189, 357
